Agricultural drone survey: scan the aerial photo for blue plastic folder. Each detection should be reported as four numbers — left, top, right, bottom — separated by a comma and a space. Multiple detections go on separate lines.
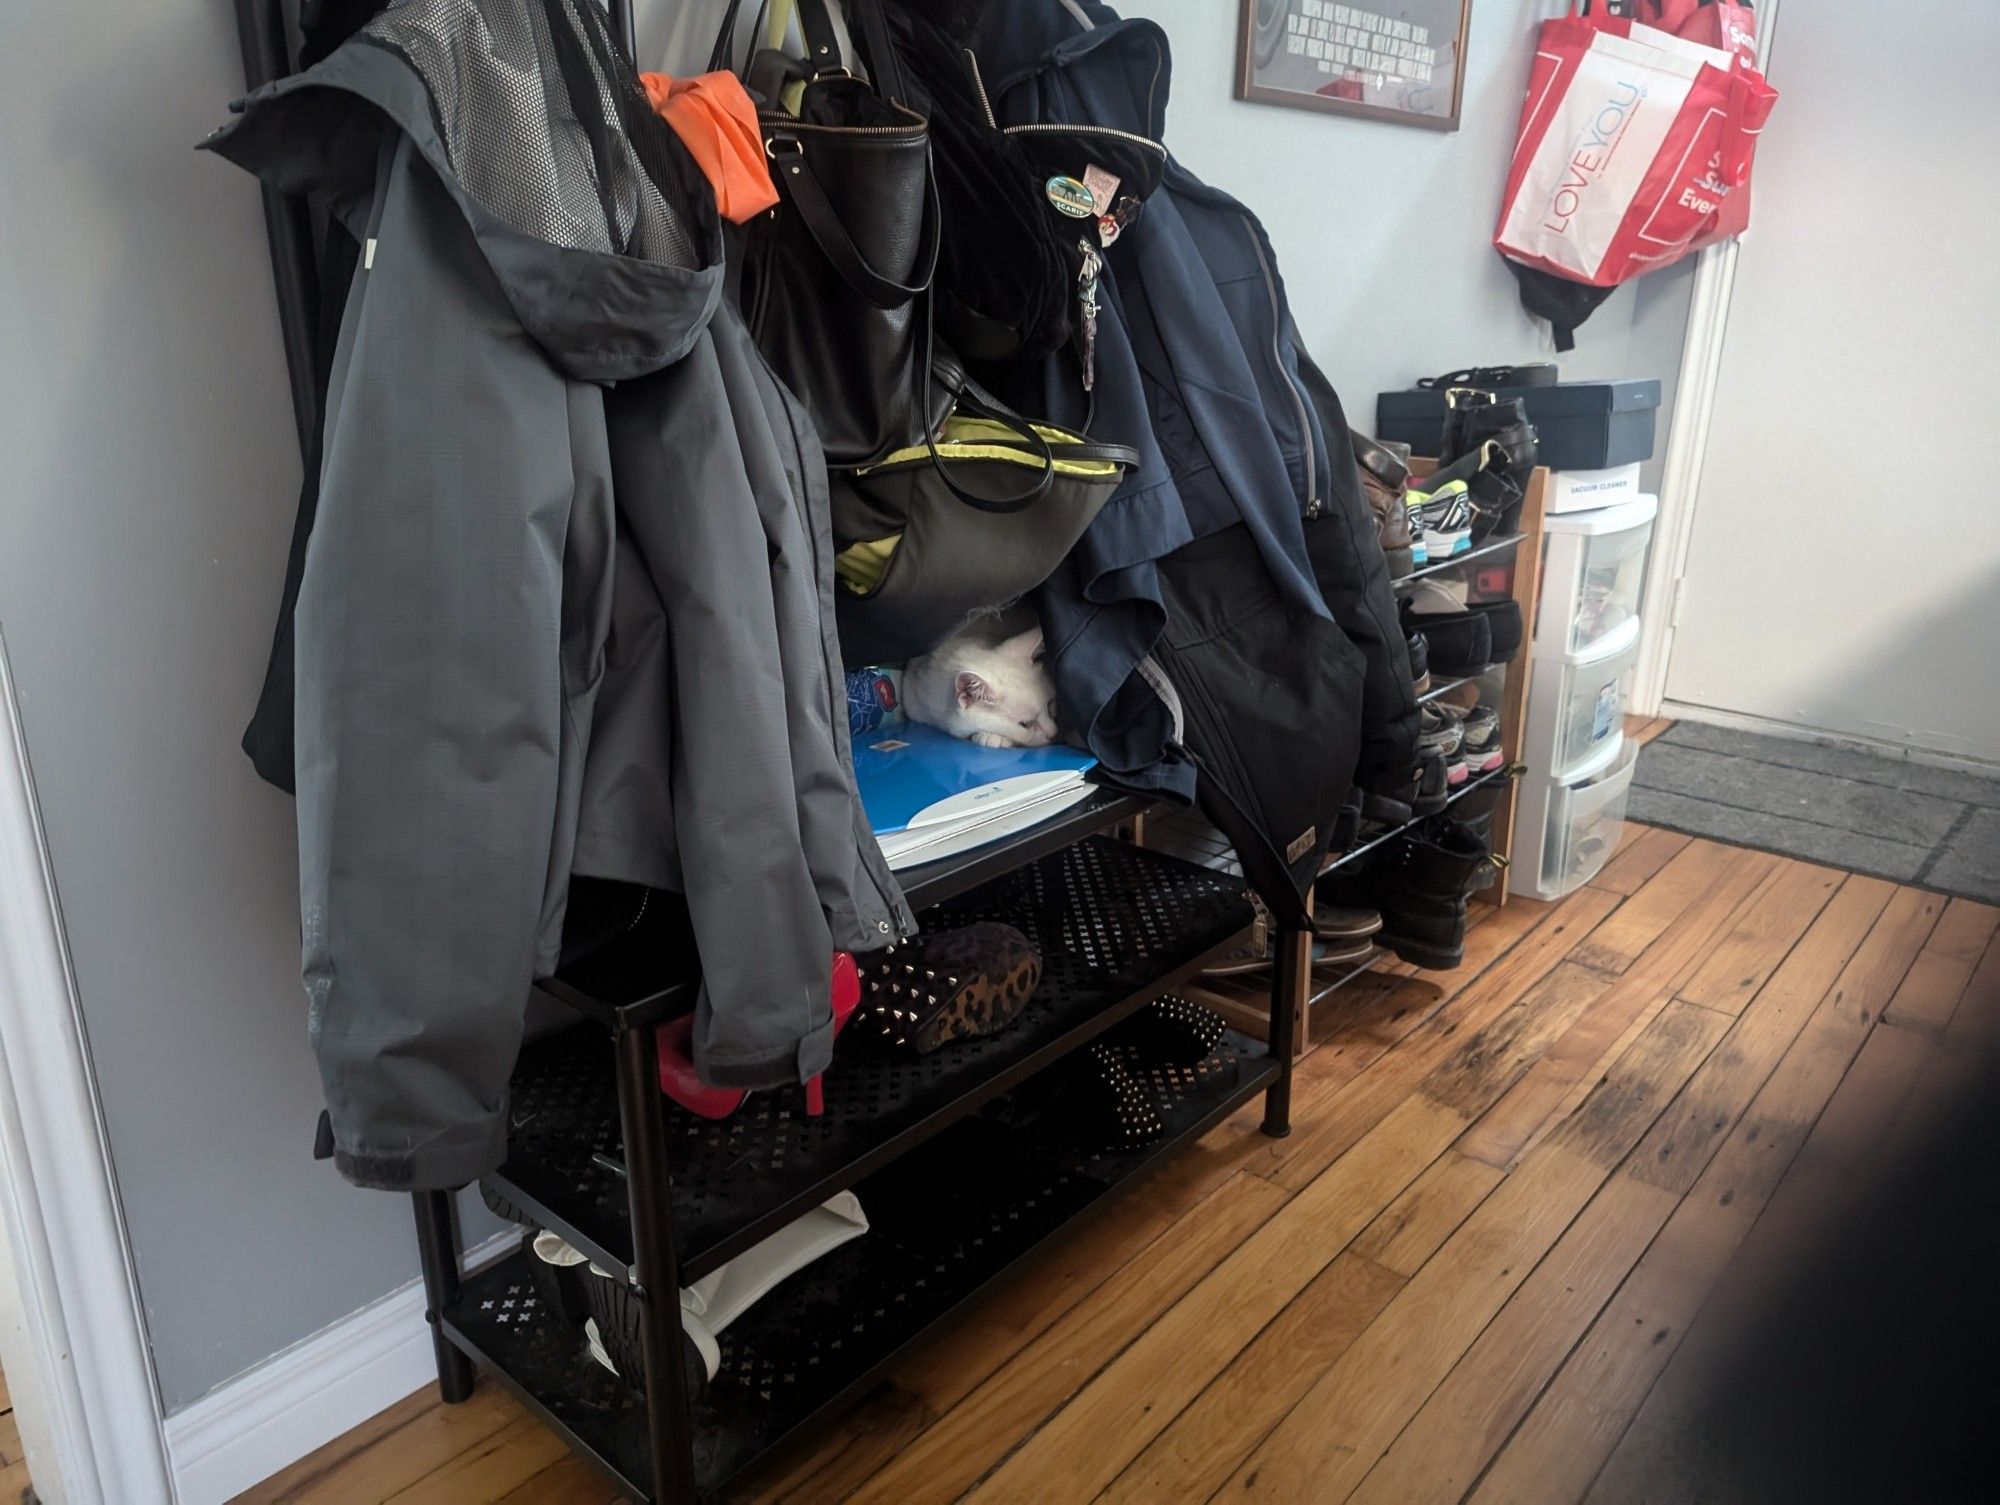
851, 725, 1098, 869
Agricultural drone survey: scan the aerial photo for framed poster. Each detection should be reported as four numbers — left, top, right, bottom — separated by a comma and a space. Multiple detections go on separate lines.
1237, 0, 1473, 131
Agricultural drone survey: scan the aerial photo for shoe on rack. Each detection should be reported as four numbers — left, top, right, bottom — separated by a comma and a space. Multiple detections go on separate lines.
1411, 483, 1474, 559
1442, 391, 1539, 542
1412, 750, 1452, 820
854, 923, 1043, 1055
1203, 895, 1271, 978
1419, 703, 1467, 794
1407, 630, 1431, 694
1465, 598, 1524, 663
1460, 704, 1505, 772
1353, 431, 1416, 578
1404, 606, 1490, 676
1317, 817, 1494, 971
1403, 575, 1470, 615
659, 952, 861, 1118
1314, 904, 1383, 944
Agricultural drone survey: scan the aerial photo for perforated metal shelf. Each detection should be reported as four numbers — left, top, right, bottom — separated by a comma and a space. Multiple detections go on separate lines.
483, 836, 1255, 1284
447, 1031, 1276, 1501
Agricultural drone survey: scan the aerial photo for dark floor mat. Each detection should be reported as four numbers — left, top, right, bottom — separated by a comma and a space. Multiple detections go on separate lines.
1629, 723, 2000, 903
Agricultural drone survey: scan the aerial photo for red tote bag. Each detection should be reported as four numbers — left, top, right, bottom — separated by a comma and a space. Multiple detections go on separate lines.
1494, 8, 1777, 288
1635, 0, 1760, 66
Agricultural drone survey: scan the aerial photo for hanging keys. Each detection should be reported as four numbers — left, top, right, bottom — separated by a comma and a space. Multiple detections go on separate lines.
1076, 239, 1102, 391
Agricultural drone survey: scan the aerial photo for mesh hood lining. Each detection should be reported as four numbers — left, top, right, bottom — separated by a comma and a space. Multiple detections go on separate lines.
358, 0, 715, 266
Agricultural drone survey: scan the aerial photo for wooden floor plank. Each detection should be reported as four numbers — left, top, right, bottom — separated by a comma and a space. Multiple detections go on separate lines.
1882, 897, 1999, 1035
488, 1454, 620, 1505
1100, 1252, 1406, 1505
1626, 878, 1919, 1196
1215, 1001, 1729, 1503
1589, 825, 1691, 898
1266, 887, 1624, 1196
1467, 880, 1932, 1505
385, 1413, 571, 1505
1570, 841, 1769, 976
947, 1094, 1472, 1505
1346, 1172, 1679, 1505
1583, 1017, 1940, 1505
1348, 874, 1927, 1505
244, 1387, 519, 1505
1624, 716, 1676, 747
1674, 860, 1846, 1016
845, 1171, 1287, 1505
1456, 853, 1789, 1172
1348, 1150, 1506, 1278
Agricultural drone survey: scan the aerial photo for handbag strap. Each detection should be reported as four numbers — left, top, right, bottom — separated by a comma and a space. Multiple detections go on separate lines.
713, 0, 910, 102
768, 136, 940, 308
918, 344, 1058, 513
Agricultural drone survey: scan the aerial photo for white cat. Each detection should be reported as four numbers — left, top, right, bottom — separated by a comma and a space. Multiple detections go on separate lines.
902, 621, 1060, 749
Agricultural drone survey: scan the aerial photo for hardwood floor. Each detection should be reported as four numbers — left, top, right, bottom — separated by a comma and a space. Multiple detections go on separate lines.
0, 1356, 33, 1503
238, 828, 2000, 1504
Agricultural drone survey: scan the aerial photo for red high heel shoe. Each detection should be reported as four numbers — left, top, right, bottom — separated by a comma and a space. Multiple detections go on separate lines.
657, 952, 860, 1119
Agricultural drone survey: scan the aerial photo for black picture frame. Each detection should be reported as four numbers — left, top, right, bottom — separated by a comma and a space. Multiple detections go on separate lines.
1237, 0, 1474, 133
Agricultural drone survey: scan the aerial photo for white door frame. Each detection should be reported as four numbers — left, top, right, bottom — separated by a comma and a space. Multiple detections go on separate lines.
0, 628, 178, 1504
1631, 0, 1784, 718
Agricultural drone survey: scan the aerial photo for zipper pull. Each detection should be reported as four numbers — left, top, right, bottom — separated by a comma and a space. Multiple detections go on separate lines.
1077, 240, 1102, 392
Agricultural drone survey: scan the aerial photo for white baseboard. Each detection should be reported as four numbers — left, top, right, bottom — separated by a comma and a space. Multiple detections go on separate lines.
1660, 701, 2000, 775
163, 1229, 521, 1505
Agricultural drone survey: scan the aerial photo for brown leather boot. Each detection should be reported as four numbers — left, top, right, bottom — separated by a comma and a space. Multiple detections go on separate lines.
1352, 431, 1415, 577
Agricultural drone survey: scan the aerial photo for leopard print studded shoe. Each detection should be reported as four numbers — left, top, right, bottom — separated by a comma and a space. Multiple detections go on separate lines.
856, 922, 1043, 1055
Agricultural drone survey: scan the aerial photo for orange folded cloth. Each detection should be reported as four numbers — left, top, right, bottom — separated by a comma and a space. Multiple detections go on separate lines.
639, 70, 780, 224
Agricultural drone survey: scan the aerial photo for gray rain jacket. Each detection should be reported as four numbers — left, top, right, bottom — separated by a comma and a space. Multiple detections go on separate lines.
207, 0, 914, 1192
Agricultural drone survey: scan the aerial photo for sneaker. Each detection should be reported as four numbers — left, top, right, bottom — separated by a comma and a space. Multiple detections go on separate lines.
1314, 905, 1384, 943
1460, 705, 1505, 772
1407, 630, 1431, 694
1414, 705, 1463, 813
1412, 483, 1474, 558
1427, 702, 1472, 786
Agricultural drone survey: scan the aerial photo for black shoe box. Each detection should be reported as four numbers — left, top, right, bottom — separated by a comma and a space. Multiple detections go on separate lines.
1376, 378, 1661, 471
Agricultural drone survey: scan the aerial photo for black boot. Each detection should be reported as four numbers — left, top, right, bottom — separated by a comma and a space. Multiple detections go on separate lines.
1317, 817, 1491, 970
1442, 391, 1538, 541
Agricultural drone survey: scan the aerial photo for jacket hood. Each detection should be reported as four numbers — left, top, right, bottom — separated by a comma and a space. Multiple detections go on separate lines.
203, 0, 723, 384
978, 0, 1170, 143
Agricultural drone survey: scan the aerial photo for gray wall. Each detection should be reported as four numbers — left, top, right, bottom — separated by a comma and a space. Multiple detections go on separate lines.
0, 1, 500, 1411
0, 0, 1689, 1416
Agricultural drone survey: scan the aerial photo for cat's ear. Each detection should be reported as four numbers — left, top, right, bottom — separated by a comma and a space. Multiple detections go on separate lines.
999, 628, 1045, 663
954, 670, 994, 709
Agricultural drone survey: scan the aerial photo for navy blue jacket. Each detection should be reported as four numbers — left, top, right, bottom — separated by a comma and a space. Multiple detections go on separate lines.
977, 1, 1416, 798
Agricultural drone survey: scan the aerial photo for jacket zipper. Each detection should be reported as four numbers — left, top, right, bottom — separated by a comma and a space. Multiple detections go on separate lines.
1244, 218, 1317, 516
965, 50, 999, 129
1003, 122, 1167, 157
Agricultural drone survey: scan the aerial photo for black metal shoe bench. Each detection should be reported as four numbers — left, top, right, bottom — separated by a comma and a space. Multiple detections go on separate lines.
410, 791, 1296, 1500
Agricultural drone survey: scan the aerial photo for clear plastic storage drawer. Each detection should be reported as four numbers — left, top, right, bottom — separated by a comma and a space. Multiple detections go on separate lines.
1540, 738, 1640, 896
1534, 621, 1641, 780
1536, 495, 1657, 658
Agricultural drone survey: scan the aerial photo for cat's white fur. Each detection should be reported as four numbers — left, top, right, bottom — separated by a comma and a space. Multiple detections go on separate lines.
902, 622, 1059, 748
